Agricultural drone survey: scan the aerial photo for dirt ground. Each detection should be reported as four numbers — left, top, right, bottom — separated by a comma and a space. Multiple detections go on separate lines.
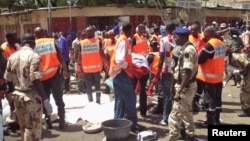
4, 79, 250, 141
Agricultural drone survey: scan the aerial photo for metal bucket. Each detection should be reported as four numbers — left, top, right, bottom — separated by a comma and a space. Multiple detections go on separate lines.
101, 119, 132, 140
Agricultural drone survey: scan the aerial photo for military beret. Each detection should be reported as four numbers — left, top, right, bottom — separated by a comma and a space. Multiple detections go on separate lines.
174, 28, 190, 35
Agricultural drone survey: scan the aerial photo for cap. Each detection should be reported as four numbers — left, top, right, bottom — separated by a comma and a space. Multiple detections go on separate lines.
174, 28, 190, 35
220, 23, 227, 28
212, 21, 217, 24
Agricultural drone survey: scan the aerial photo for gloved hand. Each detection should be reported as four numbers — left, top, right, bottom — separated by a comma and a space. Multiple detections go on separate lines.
43, 99, 53, 115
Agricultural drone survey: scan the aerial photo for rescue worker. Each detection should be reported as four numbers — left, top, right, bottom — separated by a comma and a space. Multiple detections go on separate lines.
152, 22, 176, 125
77, 26, 107, 104
189, 24, 207, 113
4, 33, 53, 141
1, 31, 20, 58
131, 23, 149, 117
103, 29, 116, 94
1, 30, 20, 137
228, 49, 250, 117
146, 52, 163, 114
168, 28, 198, 141
197, 26, 227, 126
34, 27, 69, 129
108, 22, 142, 133
149, 25, 160, 52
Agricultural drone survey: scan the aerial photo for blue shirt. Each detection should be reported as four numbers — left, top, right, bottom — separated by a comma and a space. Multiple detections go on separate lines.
58, 35, 70, 62
113, 25, 120, 36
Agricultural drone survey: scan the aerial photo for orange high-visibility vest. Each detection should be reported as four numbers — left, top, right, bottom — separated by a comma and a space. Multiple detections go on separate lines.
35, 38, 60, 81
1, 42, 18, 58
189, 34, 203, 51
196, 38, 226, 83
132, 33, 148, 56
105, 38, 116, 58
148, 52, 160, 75
80, 38, 103, 73
149, 34, 160, 52
189, 33, 206, 53
109, 34, 133, 78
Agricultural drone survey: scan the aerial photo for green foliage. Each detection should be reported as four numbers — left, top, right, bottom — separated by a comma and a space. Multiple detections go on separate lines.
0, 0, 177, 12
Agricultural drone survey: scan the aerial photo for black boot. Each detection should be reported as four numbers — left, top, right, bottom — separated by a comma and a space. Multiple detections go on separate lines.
87, 93, 93, 102
185, 135, 195, 141
199, 111, 215, 128
192, 94, 201, 113
45, 116, 52, 129
6, 122, 20, 137
59, 115, 65, 129
215, 110, 221, 125
96, 92, 101, 104
151, 96, 163, 114
179, 122, 186, 140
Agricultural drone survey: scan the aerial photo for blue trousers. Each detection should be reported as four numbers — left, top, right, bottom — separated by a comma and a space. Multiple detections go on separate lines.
113, 70, 138, 128
161, 72, 173, 121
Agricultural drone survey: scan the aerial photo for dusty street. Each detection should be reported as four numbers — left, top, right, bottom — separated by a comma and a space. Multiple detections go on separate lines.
4, 79, 250, 141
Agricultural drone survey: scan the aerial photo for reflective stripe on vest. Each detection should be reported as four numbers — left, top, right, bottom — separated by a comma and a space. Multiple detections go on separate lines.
197, 70, 224, 79
35, 38, 60, 81
42, 66, 58, 75
80, 38, 103, 73
82, 64, 103, 69
196, 38, 225, 83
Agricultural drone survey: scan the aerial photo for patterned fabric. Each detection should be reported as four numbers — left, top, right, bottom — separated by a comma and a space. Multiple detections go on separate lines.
4, 46, 43, 141
13, 91, 43, 141
159, 34, 175, 73
4, 46, 42, 91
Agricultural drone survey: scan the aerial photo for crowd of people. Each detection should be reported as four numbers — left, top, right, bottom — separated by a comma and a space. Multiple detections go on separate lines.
0, 18, 250, 141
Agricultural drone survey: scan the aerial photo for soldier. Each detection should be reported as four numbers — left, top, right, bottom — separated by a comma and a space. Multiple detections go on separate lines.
224, 29, 244, 87
228, 48, 250, 117
4, 33, 52, 141
73, 31, 86, 94
168, 28, 198, 141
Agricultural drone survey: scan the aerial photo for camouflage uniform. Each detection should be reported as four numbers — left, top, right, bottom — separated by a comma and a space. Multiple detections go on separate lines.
168, 43, 198, 141
4, 46, 43, 141
72, 38, 86, 93
230, 53, 250, 114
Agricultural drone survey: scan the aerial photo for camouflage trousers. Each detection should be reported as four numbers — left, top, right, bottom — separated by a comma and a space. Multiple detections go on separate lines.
77, 72, 86, 93
168, 82, 197, 141
240, 74, 250, 113
13, 90, 43, 141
